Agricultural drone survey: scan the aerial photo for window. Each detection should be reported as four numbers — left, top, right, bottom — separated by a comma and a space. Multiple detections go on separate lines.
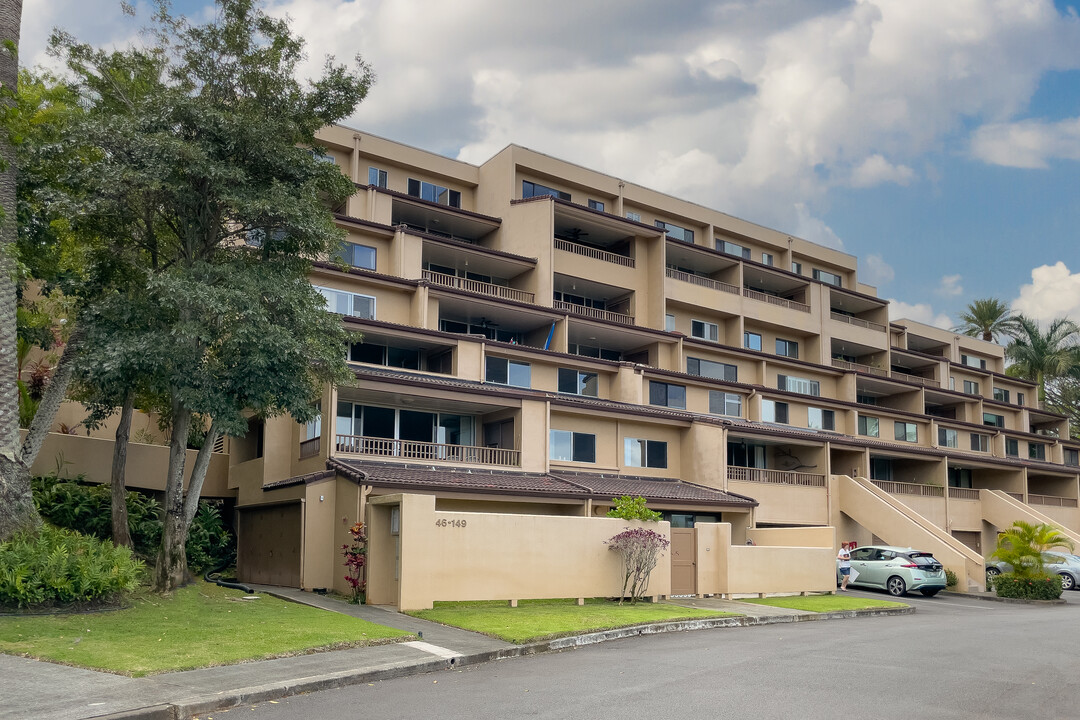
1018, 393, 1025, 406
303, 402, 321, 441
813, 269, 842, 287
791, 261, 803, 275
349, 342, 421, 370
655, 220, 694, 244
807, 407, 835, 430
311, 149, 336, 165
938, 428, 958, 448
558, 368, 598, 396
522, 180, 569, 201
1005, 438, 1019, 457
1066, 448, 1079, 467
665, 314, 675, 332
857, 394, 878, 405
948, 467, 973, 488
1029, 442, 1046, 461
550, 430, 596, 463
970, 433, 989, 452
983, 413, 1005, 428
486, 357, 531, 388
993, 388, 1010, 403
777, 374, 820, 396
336, 404, 475, 450
626, 211, 641, 222
687, 357, 737, 382
870, 458, 893, 481
949, 376, 955, 391
761, 400, 789, 424
315, 286, 375, 319
776, 339, 799, 359
408, 178, 462, 207
717, 240, 750, 259
588, 199, 605, 212
894, 422, 917, 443
649, 381, 686, 409
858, 416, 880, 438
368, 167, 387, 188
744, 332, 762, 351
336, 242, 377, 270
691, 320, 719, 342
762, 252, 774, 266
963, 380, 980, 395
961, 354, 987, 370
625, 438, 667, 468
709, 391, 742, 417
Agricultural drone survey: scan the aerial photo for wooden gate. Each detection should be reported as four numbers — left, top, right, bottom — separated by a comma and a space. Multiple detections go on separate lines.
236, 502, 302, 587
670, 528, 697, 596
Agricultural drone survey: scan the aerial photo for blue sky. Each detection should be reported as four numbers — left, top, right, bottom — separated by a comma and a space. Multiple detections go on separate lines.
20, 0, 1080, 333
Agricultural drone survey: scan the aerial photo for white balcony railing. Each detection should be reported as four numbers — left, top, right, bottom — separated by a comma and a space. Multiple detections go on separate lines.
422, 270, 535, 304
665, 268, 740, 295
727, 466, 826, 487
554, 238, 635, 268
335, 435, 520, 467
553, 300, 634, 325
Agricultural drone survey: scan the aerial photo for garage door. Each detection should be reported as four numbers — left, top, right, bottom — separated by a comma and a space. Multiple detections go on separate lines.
237, 503, 302, 587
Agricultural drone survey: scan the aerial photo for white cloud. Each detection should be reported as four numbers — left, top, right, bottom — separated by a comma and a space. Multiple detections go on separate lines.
888, 299, 952, 330
792, 203, 845, 251
861, 254, 895, 286
1012, 262, 1080, 323
937, 274, 964, 297
970, 117, 1080, 169
848, 154, 916, 187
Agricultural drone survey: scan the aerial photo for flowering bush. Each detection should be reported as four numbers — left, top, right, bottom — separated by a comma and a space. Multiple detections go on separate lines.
993, 573, 1063, 600
342, 522, 367, 604
606, 527, 670, 605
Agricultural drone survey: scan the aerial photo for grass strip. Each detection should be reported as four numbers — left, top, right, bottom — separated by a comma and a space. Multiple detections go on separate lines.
0, 581, 411, 676
740, 595, 908, 612
408, 598, 738, 643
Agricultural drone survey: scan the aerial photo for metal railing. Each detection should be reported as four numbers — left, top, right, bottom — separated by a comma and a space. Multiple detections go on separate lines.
830, 311, 887, 332
870, 480, 945, 497
1028, 494, 1079, 508
890, 371, 939, 388
422, 270, 535, 304
831, 358, 889, 377
553, 300, 634, 325
727, 466, 826, 487
665, 268, 740, 295
742, 287, 810, 313
335, 435, 520, 467
554, 238, 635, 268
947, 487, 980, 501
299, 436, 321, 459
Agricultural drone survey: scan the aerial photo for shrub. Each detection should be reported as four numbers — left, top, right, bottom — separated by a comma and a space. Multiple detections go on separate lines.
342, 522, 367, 604
993, 573, 1063, 601
0, 525, 144, 609
944, 569, 958, 588
606, 496, 661, 522
607, 527, 670, 605
185, 501, 233, 574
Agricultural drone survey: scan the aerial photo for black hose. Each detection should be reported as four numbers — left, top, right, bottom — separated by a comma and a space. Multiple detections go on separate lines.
204, 554, 255, 594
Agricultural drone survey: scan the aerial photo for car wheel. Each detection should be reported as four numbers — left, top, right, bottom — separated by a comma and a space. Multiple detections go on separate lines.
886, 576, 907, 597
1060, 573, 1076, 591
986, 567, 1001, 578
920, 588, 941, 597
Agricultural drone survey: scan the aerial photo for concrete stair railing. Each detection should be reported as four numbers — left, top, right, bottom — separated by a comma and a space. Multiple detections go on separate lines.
838, 476, 986, 591
982, 490, 1080, 547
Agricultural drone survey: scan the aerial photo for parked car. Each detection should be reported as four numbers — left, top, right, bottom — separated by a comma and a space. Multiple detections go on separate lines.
837, 545, 947, 596
985, 552, 1080, 590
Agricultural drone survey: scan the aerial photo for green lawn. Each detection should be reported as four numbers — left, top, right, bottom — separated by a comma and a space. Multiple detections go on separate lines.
740, 594, 908, 612
408, 598, 738, 643
0, 582, 412, 676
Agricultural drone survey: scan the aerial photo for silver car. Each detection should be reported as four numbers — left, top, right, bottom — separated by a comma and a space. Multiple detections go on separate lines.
838, 545, 947, 597
986, 552, 1080, 591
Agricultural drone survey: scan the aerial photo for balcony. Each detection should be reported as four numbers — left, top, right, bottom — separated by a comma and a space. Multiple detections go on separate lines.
870, 480, 944, 497
742, 287, 810, 313
665, 267, 739, 295
554, 300, 634, 325
1028, 493, 1079, 508
299, 436, 321, 459
726, 466, 826, 487
554, 238, 634, 268
335, 435, 520, 467
890, 370, 939, 388
830, 311, 886, 332
832, 358, 888, 378
947, 487, 980, 501
422, 270, 535, 304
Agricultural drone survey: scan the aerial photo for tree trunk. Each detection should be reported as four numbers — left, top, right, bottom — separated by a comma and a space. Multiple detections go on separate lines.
153, 396, 192, 591
110, 389, 135, 548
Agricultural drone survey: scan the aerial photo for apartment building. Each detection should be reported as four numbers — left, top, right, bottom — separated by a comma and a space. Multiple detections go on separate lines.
207, 125, 1080, 594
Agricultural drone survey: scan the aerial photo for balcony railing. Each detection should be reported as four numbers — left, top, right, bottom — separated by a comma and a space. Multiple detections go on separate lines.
831, 358, 889, 377
830, 311, 887, 332
299, 436, 321, 459
948, 487, 980, 501
742, 288, 810, 313
554, 300, 634, 325
422, 270, 535, 304
727, 466, 826, 487
1006, 491, 1025, 502
890, 371, 939, 388
1028, 494, 1079, 508
870, 480, 945, 497
665, 268, 739, 295
335, 435, 520, 467
554, 238, 635, 268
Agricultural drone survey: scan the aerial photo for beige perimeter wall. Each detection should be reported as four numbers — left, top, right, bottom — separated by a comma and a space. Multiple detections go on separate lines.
696, 523, 837, 596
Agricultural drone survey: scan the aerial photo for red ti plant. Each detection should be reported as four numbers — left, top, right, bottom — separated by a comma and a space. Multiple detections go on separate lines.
342, 521, 367, 604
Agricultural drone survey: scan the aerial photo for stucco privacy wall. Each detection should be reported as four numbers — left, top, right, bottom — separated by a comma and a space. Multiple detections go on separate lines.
748, 526, 835, 548
372, 493, 672, 611
695, 523, 836, 596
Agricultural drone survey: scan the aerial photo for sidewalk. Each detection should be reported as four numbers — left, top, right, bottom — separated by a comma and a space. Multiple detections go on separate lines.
2, 590, 913, 720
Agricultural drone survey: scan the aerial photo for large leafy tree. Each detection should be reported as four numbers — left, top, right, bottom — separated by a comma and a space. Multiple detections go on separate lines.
991, 521, 1075, 579
1005, 315, 1080, 405
42, 0, 372, 589
954, 298, 1019, 344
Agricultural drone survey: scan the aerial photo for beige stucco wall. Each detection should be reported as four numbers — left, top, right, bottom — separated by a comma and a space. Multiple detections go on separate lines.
729, 480, 829, 525
694, 522, 835, 596
748, 526, 834, 548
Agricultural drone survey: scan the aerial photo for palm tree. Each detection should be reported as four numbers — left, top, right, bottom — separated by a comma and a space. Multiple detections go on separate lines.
954, 298, 1019, 343
991, 521, 1075, 578
1006, 315, 1080, 404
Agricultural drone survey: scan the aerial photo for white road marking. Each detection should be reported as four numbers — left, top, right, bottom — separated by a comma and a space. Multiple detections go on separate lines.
402, 641, 464, 659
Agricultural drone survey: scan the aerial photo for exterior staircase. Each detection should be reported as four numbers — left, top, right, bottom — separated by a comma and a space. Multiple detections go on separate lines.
982, 490, 1080, 546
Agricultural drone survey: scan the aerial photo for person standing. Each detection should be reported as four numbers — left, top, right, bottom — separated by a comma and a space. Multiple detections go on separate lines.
837, 542, 852, 591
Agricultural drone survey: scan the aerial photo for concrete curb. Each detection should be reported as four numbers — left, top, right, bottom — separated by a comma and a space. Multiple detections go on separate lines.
942, 590, 1067, 605
87, 605, 914, 720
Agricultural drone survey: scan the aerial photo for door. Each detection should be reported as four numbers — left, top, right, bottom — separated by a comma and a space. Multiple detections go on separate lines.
236, 503, 302, 587
670, 528, 697, 596
848, 546, 877, 587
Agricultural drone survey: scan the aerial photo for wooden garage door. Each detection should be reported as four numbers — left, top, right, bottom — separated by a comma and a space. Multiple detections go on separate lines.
670, 528, 697, 596
237, 503, 302, 587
